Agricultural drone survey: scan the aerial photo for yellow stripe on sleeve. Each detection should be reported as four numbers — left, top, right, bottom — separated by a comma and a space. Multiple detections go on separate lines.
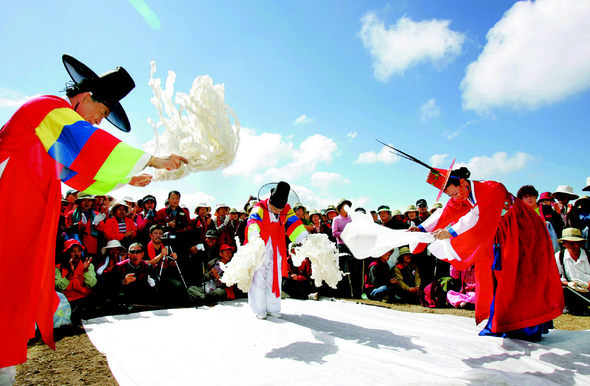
34, 108, 80, 151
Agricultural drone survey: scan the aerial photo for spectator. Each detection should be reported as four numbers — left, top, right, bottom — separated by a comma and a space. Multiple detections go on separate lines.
552, 185, 582, 230
103, 201, 137, 247
518, 185, 559, 251
554, 228, 590, 315
294, 202, 314, 232
65, 192, 106, 257
188, 229, 220, 287
55, 239, 97, 323
136, 194, 157, 246
94, 240, 127, 313
155, 191, 191, 254
212, 203, 232, 247
63, 189, 78, 215
118, 242, 156, 307
416, 199, 430, 223
225, 208, 242, 249
364, 250, 397, 302
92, 194, 106, 213
574, 196, 590, 248
405, 205, 420, 227
191, 203, 214, 246
538, 192, 564, 239
377, 205, 392, 227
309, 209, 334, 242
429, 202, 443, 214
370, 210, 379, 223
393, 247, 421, 303
446, 265, 476, 309
188, 244, 240, 303
333, 198, 362, 298
325, 205, 338, 228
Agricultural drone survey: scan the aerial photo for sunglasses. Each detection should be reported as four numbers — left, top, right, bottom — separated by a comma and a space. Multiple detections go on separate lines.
128, 250, 143, 254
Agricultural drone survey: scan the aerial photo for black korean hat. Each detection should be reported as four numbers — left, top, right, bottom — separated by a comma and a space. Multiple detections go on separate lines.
258, 181, 300, 211
62, 54, 135, 132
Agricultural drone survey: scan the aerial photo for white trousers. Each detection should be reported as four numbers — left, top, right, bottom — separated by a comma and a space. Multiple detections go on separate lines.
248, 240, 282, 315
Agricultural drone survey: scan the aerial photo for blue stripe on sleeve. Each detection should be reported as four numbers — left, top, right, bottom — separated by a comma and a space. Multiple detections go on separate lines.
418, 224, 425, 232
284, 215, 298, 228
47, 120, 97, 167
59, 166, 78, 182
448, 227, 458, 237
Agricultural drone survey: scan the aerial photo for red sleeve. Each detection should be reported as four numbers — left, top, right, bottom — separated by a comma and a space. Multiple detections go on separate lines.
103, 218, 123, 241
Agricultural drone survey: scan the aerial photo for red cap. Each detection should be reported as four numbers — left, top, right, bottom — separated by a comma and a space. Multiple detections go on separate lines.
219, 244, 232, 251
538, 192, 553, 203
426, 159, 455, 202
63, 239, 85, 253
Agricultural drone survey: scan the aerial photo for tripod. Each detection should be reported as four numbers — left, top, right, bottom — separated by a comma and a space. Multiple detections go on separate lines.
158, 245, 196, 307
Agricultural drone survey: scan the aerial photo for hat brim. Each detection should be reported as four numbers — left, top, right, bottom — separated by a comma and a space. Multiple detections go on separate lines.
551, 191, 579, 200
583, 185, 590, 192
436, 158, 456, 202
62, 54, 131, 132
558, 237, 586, 242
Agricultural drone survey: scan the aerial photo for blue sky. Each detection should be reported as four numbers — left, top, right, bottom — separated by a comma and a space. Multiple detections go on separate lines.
1, 0, 588, 212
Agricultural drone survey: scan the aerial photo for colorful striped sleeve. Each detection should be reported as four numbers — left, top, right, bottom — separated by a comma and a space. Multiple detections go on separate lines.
246, 205, 264, 242
34, 97, 150, 195
284, 207, 308, 244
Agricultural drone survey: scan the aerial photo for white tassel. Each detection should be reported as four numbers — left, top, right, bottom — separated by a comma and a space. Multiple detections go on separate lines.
292, 234, 342, 289
144, 61, 240, 181
220, 237, 265, 292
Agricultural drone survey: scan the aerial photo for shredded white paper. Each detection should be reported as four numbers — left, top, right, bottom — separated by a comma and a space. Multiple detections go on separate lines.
220, 237, 265, 292
144, 61, 240, 181
292, 233, 343, 289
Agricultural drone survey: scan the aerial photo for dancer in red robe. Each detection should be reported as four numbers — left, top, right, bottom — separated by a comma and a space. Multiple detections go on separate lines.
0, 55, 187, 370
412, 166, 564, 340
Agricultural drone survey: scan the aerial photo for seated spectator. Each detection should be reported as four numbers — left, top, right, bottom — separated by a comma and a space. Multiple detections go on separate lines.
405, 205, 420, 227
188, 244, 240, 303
94, 239, 127, 313
65, 192, 106, 258
555, 228, 590, 315
390, 209, 407, 229
309, 209, 334, 242
103, 201, 137, 248
364, 250, 397, 302
188, 229, 220, 285
416, 199, 430, 223
55, 239, 97, 323
446, 265, 476, 309
117, 242, 156, 307
393, 247, 421, 303
282, 246, 316, 300
377, 205, 392, 228
552, 185, 583, 230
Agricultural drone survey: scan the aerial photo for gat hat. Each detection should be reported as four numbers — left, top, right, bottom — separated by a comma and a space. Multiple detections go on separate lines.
101, 239, 124, 255
293, 202, 306, 212
558, 228, 586, 243
63, 239, 84, 253
206, 230, 218, 238
62, 54, 135, 132
551, 185, 579, 201
269, 181, 290, 209
405, 205, 418, 213
75, 192, 95, 203
219, 244, 232, 252
426, 159, 456, 202
537, 192, 553, 203
416, 199, 427, 207
337, 198, 352, 211
584, 176, 590, 192
377, 205, 391, 214
399, 246, 411, 256
110, 201, 130, 215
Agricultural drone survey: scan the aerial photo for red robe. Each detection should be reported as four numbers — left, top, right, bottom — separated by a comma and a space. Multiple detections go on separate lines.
0, 96, 149, 367
416, 181, 563, 332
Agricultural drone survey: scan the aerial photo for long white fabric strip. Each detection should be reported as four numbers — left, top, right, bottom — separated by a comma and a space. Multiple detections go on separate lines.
0, 157, 9, 181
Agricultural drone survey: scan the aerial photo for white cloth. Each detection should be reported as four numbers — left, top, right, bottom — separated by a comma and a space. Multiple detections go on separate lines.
248, 238, 282, 315
0, 366, 15, 385
555, 249, 590, 282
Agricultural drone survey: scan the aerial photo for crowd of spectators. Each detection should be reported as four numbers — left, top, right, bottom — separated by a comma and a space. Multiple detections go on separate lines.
54, 181, 590, 324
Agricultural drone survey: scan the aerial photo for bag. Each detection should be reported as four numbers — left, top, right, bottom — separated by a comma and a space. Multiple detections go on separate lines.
421, 279, 447, 308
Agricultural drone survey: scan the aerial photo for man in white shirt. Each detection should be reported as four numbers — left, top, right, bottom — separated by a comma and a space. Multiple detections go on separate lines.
555, 228, 590, 314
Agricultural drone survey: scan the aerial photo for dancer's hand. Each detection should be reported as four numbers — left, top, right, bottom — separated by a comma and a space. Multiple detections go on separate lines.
148, 154, 189, 170
129, 173, 153, 187
432, 229, 451, 240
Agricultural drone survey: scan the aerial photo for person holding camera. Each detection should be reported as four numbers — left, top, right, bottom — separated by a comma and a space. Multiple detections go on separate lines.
155, 190, 191, 256
146, 224, 185, 306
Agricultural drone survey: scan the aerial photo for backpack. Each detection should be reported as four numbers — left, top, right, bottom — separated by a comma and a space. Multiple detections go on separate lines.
421, 279, 447, 308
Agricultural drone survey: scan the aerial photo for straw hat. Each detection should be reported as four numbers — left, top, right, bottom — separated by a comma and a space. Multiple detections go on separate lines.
325, 205, 338, 214
110, 201, 130, 215
551, 185, 579, 201
558, 228, 586, 243
75, 192, 95, 203
399, 246, 411, 256
392, 209, 403, 216
405, 205, 418, 213
101, 239, 124, 255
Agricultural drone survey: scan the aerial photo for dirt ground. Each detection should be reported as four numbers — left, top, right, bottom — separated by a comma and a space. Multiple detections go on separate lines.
15, 300, 589, 385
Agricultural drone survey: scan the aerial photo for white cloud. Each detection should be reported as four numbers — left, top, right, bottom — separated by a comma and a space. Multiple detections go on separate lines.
347, 131, 358, 142
355, 145, 399, 165
443, 129, 461, 140
310, 171, 351, 191
420, 98, 441, 122
359, 11, 465, 81
294, 114, 313, 125
0, 89, 39, 108
461, 0, 590, 113
429, 153, 449, 168
223, 127, 292, 177
456, 151, 537, 179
